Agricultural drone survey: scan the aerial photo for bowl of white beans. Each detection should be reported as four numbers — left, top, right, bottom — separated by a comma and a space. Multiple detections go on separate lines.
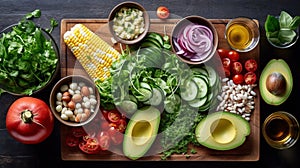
49, 75, 100, 127
108, 1, 150, 44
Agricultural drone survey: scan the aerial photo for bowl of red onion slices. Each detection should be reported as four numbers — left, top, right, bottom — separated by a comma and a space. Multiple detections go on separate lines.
171, 15, 218, 64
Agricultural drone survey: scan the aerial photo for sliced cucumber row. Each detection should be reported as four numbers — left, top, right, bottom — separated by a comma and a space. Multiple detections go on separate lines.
183, 65, 221, 112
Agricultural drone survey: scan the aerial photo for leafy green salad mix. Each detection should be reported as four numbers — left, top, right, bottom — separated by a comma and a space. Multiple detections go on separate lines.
0, 9, 58, 95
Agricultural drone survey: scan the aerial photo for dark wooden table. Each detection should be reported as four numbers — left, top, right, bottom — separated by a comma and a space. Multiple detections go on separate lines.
1, 0, 300, 168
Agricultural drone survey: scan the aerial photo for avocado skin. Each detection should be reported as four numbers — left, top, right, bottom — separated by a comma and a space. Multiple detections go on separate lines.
123, 106, 160, 160
259, 59, 293, 106
195, 111, 250, 151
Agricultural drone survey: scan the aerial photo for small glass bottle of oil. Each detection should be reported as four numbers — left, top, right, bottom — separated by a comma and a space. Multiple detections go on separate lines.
262, 111, 299, 149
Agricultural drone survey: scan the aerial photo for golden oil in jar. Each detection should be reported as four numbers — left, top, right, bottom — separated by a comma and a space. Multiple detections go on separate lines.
226, 23, 253, 50
262, 111, 299, 149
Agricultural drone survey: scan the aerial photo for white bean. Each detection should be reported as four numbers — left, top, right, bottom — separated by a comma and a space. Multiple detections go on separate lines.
60, 85, 69, 92
56, 92, 62, 101
65, 110, 74, 117
61, 114, 68, 120
56, 105, 63, 112
69, 83, 78, 90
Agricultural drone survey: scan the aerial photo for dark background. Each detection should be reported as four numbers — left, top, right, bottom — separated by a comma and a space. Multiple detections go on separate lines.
1, 0, 300, 168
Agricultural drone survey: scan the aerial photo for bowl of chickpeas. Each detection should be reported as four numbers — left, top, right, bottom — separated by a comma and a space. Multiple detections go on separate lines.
49, 75, 100, 127
108, 1, 150, 44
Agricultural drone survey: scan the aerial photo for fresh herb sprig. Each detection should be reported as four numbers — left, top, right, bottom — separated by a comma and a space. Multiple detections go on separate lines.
265, 11, 300, 45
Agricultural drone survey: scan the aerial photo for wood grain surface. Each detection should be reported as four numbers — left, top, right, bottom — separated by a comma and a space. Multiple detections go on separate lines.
59, 19, 260, 161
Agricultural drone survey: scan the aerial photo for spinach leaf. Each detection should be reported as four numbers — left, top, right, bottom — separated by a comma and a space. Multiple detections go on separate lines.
265, 15, 280, 32
289, 16, 300, 30
279, 11, 293, 28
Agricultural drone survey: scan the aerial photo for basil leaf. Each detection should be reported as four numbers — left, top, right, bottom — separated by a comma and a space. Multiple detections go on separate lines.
266, 31, 279, 38
289, 16, 300, 30
279, 11, 293, 28
265, 15, 280, 32
278, 29, 296, 44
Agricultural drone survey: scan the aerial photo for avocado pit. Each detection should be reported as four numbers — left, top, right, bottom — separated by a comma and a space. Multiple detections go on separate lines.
266, 72, 286, 96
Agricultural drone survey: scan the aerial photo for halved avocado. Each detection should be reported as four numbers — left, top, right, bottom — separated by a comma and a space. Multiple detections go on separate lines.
259, 59, 293, 106
195, 111, 250, 150
123, 106, 160, 160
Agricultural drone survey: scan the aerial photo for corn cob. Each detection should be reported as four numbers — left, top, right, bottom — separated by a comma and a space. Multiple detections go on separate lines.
63, 24, 121, 82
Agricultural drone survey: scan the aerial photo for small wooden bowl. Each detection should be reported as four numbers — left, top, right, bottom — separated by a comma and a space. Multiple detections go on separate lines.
170, 15, 218, 65
49, 75, 100, 127
108, 1, 150, 45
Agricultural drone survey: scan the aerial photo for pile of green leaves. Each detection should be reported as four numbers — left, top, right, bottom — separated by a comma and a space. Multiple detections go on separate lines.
0, 9, 58, 95
265, 11, 300, 45
159, 103, 205, 160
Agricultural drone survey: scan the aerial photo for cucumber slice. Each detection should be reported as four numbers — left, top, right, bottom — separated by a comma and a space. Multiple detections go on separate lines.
180, 79, 198, 101
192, 67, 208, 76
134, 88, 153, 102
198, 100, 211, 112
192, 77, 208, 98
189, 96, 207, 108
146, 87, 164, 106
205, 66, 217, 87
119, 100, 138, 115
140, 82, 152, 91
164, 94, 181, 113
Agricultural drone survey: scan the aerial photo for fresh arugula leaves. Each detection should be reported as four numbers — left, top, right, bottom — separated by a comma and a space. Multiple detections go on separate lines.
265, 11, 300, 45
0, 9, 58, 95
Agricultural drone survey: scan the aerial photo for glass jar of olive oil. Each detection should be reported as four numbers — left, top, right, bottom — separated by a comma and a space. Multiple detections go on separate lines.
262, 111, 299, 149
225, 17, 260, 52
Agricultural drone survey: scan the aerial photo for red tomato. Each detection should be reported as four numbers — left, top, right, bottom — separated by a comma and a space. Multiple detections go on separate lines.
65, 135, 79, 147
79, 137, 101, 154
244, 72, 257, 84
217, 48, 229, 58
116, 118, 127, 133
245, 59, 258, 72
231, 61, 243, 74
224, 68, 231, 77
107, 110, 121, 123
71, 127, 87, 138
100, 121, 110, 131
228, 50, 240, 62
222, 57, 231, 70
108, 127, 123, 145
5, 97, 54, 144
100, 108, 109, 121
98, 131, 110, 150
156, 6, 170, 19
232, 74, 244, 84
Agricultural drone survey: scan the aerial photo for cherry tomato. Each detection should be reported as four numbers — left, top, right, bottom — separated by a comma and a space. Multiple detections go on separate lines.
98, 131, 110, 151
79, 137, 100, 154
100, 121, 110, 131
231, 61, 243, 74
222, 57, 231, 70
245, 59, 258, 72
65, 134, 79, 147
100, 108, 109, 121
71, 127, 87, 138
108, 127, 123, 145
232, 74, 244, 84
217, 48, 229, 58
244, 72, 257, 84
107, 110, 121, 123
228, 50, 240, 62
156, 6, 170, 19
116, 118, 127, 133
224, 68, 231, 77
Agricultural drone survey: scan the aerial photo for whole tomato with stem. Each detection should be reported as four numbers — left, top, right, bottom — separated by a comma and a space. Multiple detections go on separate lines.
6, 97, 54, 144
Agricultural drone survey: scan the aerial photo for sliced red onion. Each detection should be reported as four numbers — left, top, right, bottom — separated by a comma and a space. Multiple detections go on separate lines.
174, 23, 214, 62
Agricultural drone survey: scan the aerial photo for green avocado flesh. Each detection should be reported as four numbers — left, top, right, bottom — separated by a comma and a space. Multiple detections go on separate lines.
123, 106, 160, 160
195, 111, 250, 150
259, 59, 293, 106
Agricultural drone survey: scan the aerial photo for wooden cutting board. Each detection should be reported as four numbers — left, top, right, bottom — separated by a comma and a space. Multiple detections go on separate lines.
59, 18, 260, 161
